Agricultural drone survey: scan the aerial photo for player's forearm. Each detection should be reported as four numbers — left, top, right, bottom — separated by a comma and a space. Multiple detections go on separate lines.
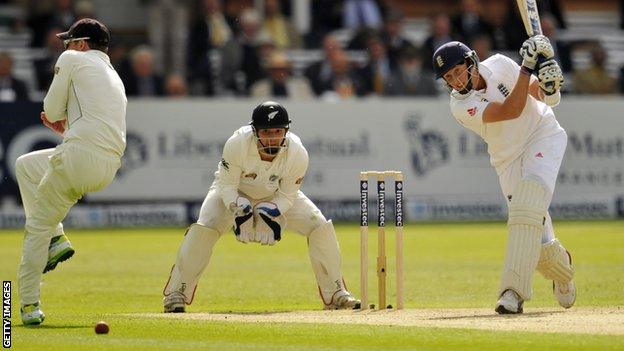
503, 67, 531, 118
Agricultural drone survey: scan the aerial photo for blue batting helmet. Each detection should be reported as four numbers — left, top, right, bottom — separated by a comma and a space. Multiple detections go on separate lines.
432, 41, 478, 79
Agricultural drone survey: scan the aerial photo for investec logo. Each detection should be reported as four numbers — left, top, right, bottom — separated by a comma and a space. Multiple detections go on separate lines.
360, 181, 368, 226
395, 181, 403, 226
3, 281, 10, 349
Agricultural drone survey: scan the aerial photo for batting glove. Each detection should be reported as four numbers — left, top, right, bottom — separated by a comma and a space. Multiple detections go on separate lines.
537, 59, 564, 95
520, 35, 554, 70
253, 202, 282, 246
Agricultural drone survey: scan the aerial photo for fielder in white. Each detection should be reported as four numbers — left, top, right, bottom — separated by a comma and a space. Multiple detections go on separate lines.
432, 37, 575, 314
16, 18, 126, 325
163, 101, 360, 312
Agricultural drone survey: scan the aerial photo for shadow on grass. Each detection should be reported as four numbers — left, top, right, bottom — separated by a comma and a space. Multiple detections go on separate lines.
428, 310, 566, 321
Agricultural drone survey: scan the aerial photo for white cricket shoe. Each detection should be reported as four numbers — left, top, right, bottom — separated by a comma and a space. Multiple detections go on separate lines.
163, 292, 186, 313
554, 280, 576, 309
495, 289, 524, 314
44, 234, 75, 273
21, 302, 45, 325
324, 291, 361, 310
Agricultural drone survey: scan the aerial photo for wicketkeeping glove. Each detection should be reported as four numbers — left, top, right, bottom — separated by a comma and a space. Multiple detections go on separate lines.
519, 35, 554, 70
537, 58, 564, 95
253, 202, 282, 246
230, 197, 254, 243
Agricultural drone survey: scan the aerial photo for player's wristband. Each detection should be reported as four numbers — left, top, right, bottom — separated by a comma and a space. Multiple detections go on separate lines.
520, 65, 533, 76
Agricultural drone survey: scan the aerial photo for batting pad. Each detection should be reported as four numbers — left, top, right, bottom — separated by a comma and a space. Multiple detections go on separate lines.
307, 220, 345, 304
163, 223, 220, 304
537, 239, 574, 283
499, 178, 548, 300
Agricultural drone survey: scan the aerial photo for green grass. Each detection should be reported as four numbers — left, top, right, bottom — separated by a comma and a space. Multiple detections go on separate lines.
1, 221, 623, 350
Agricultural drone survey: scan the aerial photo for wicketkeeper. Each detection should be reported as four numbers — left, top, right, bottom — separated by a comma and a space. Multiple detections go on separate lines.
162, 101, 360, 312
433, 36, 575, 314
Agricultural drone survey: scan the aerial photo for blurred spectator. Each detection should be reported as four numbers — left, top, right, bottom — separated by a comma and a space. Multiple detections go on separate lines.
187, 0, 236, 95
385, 46, 437, 97
250, 51, 313, 99
503, 0, 530, 50
422, 14, 454, 71
143, 0, 189, 75
472, 34, 492, 60
164, 73, 189, 97
34, 26, 64, 91
231, 8, 266, 94
319, 50, 366, 100
451, 0, 494, 46
304, 34, 344, 96
358, 36, 393, 95
538, 0, 566, 29
123, 46, 165, 97
307, 0, 343, 48
262, 0, 301, 49
0, 52, 29, 101
28, 0, 76, 47
380, 9, 412, 69
573, 44, 617, 95
343, 0, 383, 30
541, 14, 572, 73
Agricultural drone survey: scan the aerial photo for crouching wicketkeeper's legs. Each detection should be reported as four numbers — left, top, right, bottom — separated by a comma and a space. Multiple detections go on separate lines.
163, 188, 230, 312
286, 191, 360, 310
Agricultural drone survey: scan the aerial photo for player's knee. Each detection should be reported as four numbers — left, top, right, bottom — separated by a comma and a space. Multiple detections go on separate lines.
508, 177, 549, 228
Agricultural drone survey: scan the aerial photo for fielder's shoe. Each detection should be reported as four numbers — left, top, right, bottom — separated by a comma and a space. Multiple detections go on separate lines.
163, 292, 186, 313
21, 302, 45, 325
324, 290, 361, 310
44, 234, 75, 273
554, 251, 576, 309
495, 289, 524, 314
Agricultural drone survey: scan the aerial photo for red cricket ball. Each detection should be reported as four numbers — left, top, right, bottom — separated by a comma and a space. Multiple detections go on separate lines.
95, 321, 109, 334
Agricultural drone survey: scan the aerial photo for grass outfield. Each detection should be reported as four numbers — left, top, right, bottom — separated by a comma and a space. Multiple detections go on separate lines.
1, 221, 623, 350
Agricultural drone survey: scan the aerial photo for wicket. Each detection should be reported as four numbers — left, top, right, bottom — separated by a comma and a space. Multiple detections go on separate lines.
359, 171, 404, 310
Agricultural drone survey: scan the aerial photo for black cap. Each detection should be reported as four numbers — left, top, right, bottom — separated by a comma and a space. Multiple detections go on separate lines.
56, 18, 110, 47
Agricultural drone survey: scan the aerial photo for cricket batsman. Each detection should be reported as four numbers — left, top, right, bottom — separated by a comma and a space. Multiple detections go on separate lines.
163, 101, 360, 312
16, 18, 126, 324
432, 37, 575, 314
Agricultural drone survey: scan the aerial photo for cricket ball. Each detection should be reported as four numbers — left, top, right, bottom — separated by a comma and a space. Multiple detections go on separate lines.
95, 321, 109, 334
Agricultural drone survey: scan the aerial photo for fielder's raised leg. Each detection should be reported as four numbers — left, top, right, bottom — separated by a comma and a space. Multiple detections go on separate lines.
432, 37, 575, 314
163, 101, 359, 312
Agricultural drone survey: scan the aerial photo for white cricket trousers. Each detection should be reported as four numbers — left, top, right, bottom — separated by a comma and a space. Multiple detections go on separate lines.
16, 142, 120, 305
498, 131, 567, 243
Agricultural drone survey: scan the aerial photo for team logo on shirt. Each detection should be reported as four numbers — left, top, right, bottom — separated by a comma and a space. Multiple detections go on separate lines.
497, 83, 510, 97
221, 158, 230, 170
467, 107, 477, 116
535, 152, 544, 158
54, 66, 60, 75
244, 173, 257, 179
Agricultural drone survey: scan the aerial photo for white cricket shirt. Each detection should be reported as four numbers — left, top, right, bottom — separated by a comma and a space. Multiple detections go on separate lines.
44, 49, 127, 157
215, 126, 309, 213
450, 54, 564, 174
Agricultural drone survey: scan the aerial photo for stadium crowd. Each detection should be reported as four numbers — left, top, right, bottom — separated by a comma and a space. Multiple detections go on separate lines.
1, 0, 623, 102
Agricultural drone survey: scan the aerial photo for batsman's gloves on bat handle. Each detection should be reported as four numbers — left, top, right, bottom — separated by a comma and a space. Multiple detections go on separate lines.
520, 35, 554, 70
537, 59, 564, 95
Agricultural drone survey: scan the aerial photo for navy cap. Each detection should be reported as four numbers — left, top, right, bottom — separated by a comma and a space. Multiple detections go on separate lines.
56, 18, 110, 47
